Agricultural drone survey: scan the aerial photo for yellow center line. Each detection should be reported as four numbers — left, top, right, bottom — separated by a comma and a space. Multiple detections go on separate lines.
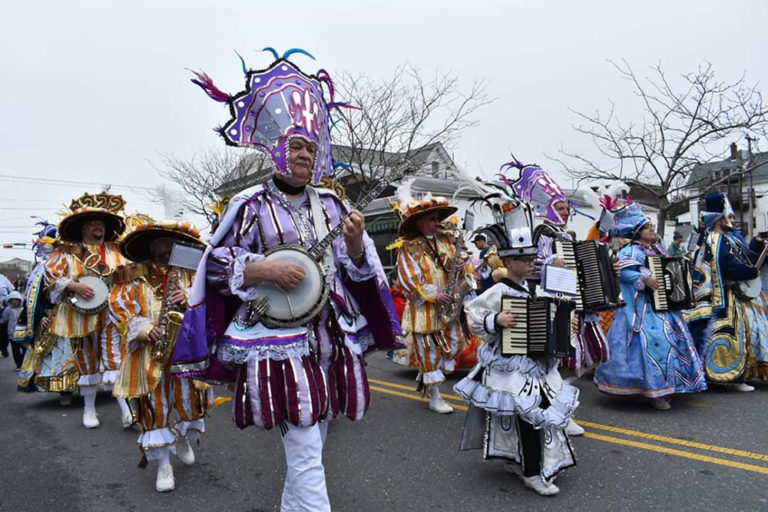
583, 432, 768, 476
368, 378, 467, 402
369, 377, 768, 466
578, 421, 768, 463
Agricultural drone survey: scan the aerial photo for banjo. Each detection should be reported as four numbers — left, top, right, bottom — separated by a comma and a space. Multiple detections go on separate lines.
241, 166, 412, 328
69, 275, 110, 315
736, 241, 768, 300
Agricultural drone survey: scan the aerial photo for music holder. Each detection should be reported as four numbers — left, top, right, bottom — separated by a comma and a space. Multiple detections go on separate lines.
169, 241, 204, 270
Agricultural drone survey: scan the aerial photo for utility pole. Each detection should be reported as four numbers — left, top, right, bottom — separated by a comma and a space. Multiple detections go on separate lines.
746, 134, 756, 238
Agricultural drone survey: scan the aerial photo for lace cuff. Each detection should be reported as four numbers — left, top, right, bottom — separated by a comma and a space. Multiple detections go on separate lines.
228, 253, 266, 301
337, 241, 375, 282
484, 313, 498, 334
636, 267, 652, 291
49, 277, 73, 304
127, 316, 153, 352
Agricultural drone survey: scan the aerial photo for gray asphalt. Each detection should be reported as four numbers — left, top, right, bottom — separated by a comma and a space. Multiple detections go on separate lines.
1, 352, 767, 512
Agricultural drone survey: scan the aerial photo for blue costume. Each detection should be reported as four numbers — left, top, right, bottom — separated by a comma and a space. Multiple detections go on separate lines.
687, 191, 768, 382
594, 202, 706, 398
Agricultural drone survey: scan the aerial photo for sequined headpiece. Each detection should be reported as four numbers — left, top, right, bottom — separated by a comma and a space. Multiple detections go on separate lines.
120, 219, 203, 263
58, 191, 126, 243
702, 190, 735, 230
32, 221, 57, 259
504, 158, 569, 227
191, 48, 350, 185
610, 201, 651, 239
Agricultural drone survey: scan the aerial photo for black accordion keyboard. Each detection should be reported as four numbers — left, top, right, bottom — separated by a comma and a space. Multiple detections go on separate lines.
500, 296, 574, 358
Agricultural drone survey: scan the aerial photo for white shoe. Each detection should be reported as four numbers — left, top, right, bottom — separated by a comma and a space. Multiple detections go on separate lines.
121, 412, 134, 429
523, 475, 560, 496
82, 409, 100, 429
565, 419, 585, 436
736, 383, 755, 392
156, 464, 175, 493
647, 397, 671, 411
428, 394, 454, 414
176, 438, 195, 467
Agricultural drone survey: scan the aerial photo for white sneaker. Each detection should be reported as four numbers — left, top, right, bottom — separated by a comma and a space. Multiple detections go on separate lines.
523, 475, 560, 496
121, 412, 134, 429
176, 438, 195, 467
565, 419, 585, 436
156, 464, 175, 493
736, 383, 755, 392
82, 409, 100, 429
428, 394, 454, 414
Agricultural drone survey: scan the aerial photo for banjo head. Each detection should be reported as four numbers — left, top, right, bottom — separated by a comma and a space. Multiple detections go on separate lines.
70, 275, 110, 315
254, 245, 328, 326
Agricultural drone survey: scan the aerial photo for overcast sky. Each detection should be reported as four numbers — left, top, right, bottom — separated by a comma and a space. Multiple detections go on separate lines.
1, 0, 767, 260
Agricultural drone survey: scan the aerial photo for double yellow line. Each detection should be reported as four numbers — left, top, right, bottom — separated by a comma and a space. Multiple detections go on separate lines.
368, 378, 768, 476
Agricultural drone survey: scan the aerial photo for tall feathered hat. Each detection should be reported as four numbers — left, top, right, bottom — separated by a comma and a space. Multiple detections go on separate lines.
31, 220, 57, 259
503, 157, 569, 227
120, 219, 203, 263
191, 47, 354, 185
58, 191, 126, 243
393, 178, 457, 237
610, 201, 651, 239
701, 190, 735, 230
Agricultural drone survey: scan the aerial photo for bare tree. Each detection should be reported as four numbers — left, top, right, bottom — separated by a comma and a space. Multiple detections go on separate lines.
150, 147, 272, 224
553, 60, 768, 238
331, 64, 492, 201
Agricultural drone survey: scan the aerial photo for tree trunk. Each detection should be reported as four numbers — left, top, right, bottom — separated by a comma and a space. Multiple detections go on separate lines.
656, 207, 668, 242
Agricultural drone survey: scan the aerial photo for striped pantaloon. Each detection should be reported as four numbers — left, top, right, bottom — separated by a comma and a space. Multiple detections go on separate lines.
410, 321, 464, 385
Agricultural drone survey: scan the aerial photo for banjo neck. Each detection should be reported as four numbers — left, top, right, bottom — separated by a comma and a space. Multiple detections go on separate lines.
308, 174, 401, 261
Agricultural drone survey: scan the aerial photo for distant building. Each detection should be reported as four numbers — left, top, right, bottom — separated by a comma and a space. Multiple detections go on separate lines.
683, 142, 768, 236
0, 258, 33, 286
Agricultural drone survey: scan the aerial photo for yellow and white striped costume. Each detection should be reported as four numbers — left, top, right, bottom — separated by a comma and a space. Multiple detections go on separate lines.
112, 264, 212, 459
44, 243, 127, 386
397, 231, 466, 385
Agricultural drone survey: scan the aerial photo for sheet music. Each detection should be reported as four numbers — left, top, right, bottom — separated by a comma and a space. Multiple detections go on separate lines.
597, 208, 616, 234
542, 265, 578, 296
169, 241, 204, 270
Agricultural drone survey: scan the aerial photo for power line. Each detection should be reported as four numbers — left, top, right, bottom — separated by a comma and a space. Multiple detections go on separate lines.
0, 173, 158, 192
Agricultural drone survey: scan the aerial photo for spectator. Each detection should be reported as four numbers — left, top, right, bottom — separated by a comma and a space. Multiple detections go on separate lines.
668, 231, 685, 257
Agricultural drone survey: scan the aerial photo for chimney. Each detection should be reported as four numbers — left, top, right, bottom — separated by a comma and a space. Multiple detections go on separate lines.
730, 142, 739, 160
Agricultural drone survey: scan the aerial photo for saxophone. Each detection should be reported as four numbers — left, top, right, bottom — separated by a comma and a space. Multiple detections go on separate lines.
437, 230, 472, 325
151, 267, 185, 364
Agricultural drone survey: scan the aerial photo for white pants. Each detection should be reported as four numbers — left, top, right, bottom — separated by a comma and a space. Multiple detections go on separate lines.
280, 421, 330, 512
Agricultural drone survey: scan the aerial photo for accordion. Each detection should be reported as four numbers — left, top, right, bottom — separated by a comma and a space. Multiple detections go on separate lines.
554, 239, 624, 312
647, 256, 695, 311
500, 296, 575, 358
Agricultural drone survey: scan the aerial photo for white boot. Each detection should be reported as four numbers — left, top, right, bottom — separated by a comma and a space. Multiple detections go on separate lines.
176, 437, 195, 467
428, 385, 453, 414
81, 386, 100, 429
155, 455, 175, 493
565, 419, 585, 436
116, 397, 133, 428
523, 475, 560, 496
736, 383, 755, 392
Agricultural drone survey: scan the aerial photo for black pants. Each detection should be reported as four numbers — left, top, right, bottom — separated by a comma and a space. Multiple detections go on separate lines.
10, 342, 26, 369
519, 394, 551, 477
0, 326, 9, 356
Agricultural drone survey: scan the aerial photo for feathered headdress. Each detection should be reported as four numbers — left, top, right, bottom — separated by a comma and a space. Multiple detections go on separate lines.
503, 157, 569, 227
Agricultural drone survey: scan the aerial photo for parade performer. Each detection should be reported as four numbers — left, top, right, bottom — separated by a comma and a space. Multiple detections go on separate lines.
393, 183, 470, 414
44, 192, 132, 428
31, 223, 79, 403
454, 199, 578, 497
687, 191, 768, 389
594, 202, 706, 408
173, 49, 402, 511
111, 219, 212, 493
509, 159, 607, 435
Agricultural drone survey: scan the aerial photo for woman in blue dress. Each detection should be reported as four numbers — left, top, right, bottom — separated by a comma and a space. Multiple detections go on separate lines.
594, 202, 707, 409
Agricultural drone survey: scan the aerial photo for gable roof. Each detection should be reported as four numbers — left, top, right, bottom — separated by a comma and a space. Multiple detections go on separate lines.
685, 152, 768, 189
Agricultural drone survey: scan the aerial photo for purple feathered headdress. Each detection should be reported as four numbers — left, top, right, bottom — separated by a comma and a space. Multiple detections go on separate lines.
502, 158, 569, 227
190, 48, 354, 185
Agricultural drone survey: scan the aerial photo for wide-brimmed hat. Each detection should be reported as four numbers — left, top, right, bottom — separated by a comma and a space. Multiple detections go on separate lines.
397, 197, 457, 237
58, 192, 126, 243
120, 220, 203, 263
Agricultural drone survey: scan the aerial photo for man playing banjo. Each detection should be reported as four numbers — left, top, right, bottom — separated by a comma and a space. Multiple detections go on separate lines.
44, 191, 132, 429
174, 49, 402, 511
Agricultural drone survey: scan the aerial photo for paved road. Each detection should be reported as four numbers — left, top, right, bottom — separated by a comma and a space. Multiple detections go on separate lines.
1, 352, 767, 512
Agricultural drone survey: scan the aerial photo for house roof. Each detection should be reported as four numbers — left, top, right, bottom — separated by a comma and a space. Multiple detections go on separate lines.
685, 152, 768, 190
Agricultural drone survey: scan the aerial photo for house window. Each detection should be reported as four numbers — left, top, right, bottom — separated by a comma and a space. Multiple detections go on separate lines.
431, 161, 439, 176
